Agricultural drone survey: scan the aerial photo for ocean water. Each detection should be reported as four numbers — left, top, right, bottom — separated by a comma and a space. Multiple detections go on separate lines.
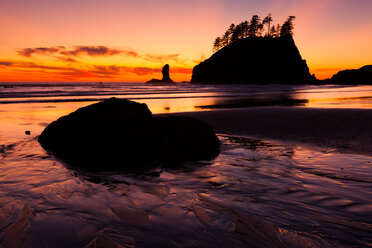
1, 82, 372, 247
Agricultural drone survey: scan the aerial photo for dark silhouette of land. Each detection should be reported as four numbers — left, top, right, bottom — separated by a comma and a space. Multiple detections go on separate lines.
327, 65, 372, 84
146, 64, 174, 84
38, 98, 219, 171
190, 14, 316, 84
191, 36, 315, 84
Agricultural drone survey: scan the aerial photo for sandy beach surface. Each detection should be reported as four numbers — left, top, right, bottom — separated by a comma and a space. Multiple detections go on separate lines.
158, 107, 372, 156
1, 103, 372, 247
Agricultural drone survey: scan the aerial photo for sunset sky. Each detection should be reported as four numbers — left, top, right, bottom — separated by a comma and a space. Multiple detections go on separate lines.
0, 0, 371, 82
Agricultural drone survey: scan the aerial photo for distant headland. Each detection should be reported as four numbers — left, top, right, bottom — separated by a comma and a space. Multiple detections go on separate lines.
326, 65, 372, 84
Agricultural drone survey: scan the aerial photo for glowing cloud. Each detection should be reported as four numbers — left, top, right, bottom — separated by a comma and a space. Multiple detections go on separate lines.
0, 61, 191, 81
18, 46, 123, 58
60, 46, 123, 56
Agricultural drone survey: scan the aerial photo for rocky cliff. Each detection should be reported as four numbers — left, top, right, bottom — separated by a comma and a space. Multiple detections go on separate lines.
191, 36, 314, 84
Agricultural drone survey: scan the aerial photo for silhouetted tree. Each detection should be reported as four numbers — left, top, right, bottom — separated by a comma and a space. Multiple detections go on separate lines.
248, 15, 262, 37
270, 25, 277, 38
242, 21, 249, 38
211, 14, 297, 51
231, 21, 246, 42
258, 22, 264, 37
222, 29, 231, 46
228, 23, 236, 35
263, 13, 273, 37
230, 24, 241, 42
280, 16, 296, 37
270, 23, 281, 38
213, 37, 223, 52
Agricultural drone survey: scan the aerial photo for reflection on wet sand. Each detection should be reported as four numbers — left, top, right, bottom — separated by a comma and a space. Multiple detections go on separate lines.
1, 83, 372, 247
195, 94, 307, 109
0, 135, 371, 247
294, 85, 372, 108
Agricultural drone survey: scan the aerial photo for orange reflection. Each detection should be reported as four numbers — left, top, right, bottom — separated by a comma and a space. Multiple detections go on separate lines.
294, 85, 372, 109
0, 97, 219, 139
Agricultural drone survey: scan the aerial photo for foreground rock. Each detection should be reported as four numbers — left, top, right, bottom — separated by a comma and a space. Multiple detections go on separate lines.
191, 36, 315, 84
146, 64, 174, 83
38, 98, 219, 170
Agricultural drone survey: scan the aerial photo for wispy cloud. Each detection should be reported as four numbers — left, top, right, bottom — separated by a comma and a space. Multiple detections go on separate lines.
17, 46, 123, 59
56, 56, 78, 63
122, 50, 139, 57
0, 61, 14, 66
192, 55, 206, 64
91, 65, 159, 76
60, 46, 123, 56
18, 46, 65, 57
17, 45, 186, 64
144, 53, 181, 63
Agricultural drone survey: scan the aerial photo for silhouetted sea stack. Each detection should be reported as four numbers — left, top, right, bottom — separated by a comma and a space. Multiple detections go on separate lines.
146, 64, 174, 83
330, 65, 372, 84
38, 98, 219, 171
191, 36, 315, 84
162, 64, 172, 82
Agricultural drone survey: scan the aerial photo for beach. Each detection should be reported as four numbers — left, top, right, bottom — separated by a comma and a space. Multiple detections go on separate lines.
1, 83, 372, 247
162, 106, 372, 156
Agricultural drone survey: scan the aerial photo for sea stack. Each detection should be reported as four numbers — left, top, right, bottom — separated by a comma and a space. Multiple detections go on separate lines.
191, 36, 315, 84
162, 64, 172, 82
146, 64, 174, 83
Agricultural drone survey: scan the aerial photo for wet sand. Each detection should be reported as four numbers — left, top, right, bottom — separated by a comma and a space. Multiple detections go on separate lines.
158, 107, 372, 156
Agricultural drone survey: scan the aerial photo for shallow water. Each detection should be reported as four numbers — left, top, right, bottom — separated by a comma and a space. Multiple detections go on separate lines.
3, 83, 372, 141
3, 82, 372, 110
1, 83, 372, 247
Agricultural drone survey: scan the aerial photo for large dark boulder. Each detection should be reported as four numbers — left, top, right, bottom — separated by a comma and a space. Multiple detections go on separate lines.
191, 36, 315, 84
152, 116, 220, 162
330, 65, 372, 84
38, 98, 219, 170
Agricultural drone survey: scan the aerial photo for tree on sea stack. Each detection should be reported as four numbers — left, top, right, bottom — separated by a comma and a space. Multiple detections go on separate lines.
280, 16, 296, 37
270, 24, 281, 38
212, 14, 297, 52
248, 15, 263, 38
213, 37, 222, 52
263, 13, 273, 37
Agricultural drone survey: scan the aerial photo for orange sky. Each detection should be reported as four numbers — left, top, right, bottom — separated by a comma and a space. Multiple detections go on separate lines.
0, 0, 371, 82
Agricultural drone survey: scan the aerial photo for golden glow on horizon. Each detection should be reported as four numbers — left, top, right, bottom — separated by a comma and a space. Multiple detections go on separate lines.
0, 0, 371, 82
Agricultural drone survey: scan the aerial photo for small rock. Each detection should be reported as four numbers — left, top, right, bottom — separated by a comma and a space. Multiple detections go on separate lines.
162, 64, 172, 82
146, 64, 174, 83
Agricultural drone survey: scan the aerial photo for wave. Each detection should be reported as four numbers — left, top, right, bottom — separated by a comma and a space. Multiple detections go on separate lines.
0, 94, 251, 104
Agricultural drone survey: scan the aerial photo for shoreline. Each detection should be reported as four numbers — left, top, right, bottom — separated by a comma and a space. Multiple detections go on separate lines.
156, 107, 372, 157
